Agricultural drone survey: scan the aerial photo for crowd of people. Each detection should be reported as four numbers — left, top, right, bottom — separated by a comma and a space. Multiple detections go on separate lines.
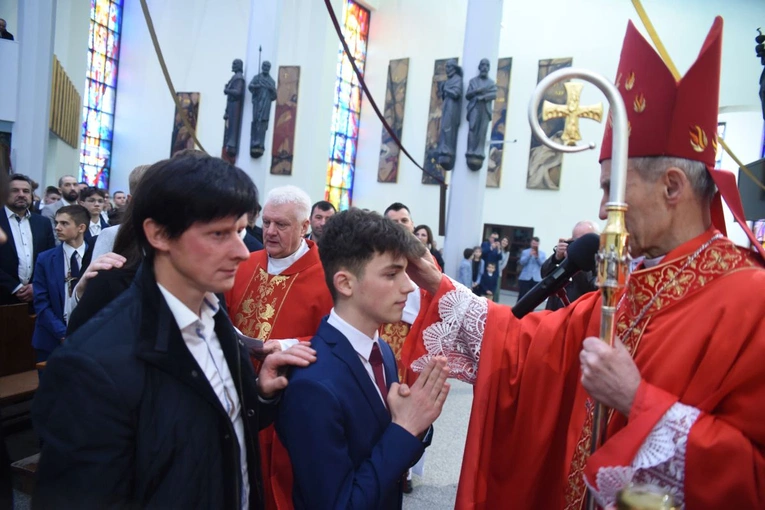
1, 15, 764, 510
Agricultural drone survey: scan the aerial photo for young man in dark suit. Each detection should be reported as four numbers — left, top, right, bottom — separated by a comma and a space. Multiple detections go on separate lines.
32, 154, 316, 509
78, 186, 110, 247
0, 173, 55, 305
31, 205, 92, 363
276, 208, 450, 509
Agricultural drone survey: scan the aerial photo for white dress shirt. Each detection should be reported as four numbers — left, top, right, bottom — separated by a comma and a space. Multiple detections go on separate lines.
327, 309, 388, 405
5, 206, 33, 292
267, 239, 309, 275
88, 218, 102, 238
157, 285, 250, 509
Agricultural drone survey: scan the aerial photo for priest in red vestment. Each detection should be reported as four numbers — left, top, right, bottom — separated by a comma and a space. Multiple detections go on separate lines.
226, 186, 333, 510
401, 17, 765, 509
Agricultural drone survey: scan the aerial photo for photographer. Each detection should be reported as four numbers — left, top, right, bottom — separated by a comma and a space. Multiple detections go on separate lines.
541, 220, 599, 311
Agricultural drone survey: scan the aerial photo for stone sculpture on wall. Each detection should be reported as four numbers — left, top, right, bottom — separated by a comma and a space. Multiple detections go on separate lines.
436, 59, 463, 171
222, 58, 245, 161
465, 58, 497, 171
249, 61, 277, 158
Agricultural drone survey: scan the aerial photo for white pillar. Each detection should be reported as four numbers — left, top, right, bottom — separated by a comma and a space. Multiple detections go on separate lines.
236, 0, 283, 198
442, 0, 504, 277
12, 0, 56, 185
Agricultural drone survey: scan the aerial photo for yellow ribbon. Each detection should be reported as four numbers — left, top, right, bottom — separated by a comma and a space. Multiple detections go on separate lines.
631, 0, 765, 193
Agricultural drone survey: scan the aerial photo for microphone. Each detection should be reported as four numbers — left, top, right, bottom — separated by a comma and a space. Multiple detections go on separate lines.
511, 233, 600, 319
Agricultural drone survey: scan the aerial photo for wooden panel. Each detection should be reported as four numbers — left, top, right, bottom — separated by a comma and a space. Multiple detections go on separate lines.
170, 92, 201, 157
377, 58, 409, 183
48, 55, 82, 148
527, 57, 573, 190
0, 304, 36, 377
486, 57, 512, 188
270, 66, 301, 175
422, 58, 456, 185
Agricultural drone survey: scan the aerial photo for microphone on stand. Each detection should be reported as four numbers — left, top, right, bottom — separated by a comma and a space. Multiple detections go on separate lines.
511, 233, 600, 319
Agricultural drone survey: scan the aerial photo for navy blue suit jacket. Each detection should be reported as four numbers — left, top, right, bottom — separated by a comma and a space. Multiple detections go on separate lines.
0, 210, 55, 304
32, 246, 68, 353
276, 319, 425, 510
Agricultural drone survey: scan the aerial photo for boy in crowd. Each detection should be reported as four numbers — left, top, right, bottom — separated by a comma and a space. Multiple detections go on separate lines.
276, 208, 450, 509
78, 186, 110, 246
477, 262, 498, 298
31, 205, 92, 363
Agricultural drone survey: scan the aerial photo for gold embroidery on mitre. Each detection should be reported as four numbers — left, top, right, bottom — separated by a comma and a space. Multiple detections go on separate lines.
712, 134, 719, 156
615, 72, 623, 89
633, 93, 646, 113
689, 125, 708, 152
627, 121, 632, 137
625, 71, 636, 91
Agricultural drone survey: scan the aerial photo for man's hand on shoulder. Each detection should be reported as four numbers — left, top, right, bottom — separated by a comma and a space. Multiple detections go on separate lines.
74, 252, 126, 299
388, 357, 450, 437
257, 342, 317, 399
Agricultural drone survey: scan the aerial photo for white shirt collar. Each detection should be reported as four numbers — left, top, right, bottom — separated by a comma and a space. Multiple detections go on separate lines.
327, 308, 380, 362
157, 283, 220, 331
5, 205, 29, 220
267, 238, 310, 275
61, 241, 87, 261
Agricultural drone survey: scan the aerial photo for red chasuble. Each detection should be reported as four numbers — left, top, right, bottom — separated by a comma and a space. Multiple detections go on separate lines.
402, 228, 765, 509
226, 240, 333, 510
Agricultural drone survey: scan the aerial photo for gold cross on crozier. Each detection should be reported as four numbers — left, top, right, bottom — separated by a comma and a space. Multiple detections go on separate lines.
542, 82, 603, 146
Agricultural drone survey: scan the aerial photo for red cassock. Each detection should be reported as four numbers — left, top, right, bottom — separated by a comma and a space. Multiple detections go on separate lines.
402, 228, 765, 509
226, 240, 333, 510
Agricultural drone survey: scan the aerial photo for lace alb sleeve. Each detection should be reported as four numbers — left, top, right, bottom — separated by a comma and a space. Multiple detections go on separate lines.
586, 402, 701, 508
410, 278, 488, 384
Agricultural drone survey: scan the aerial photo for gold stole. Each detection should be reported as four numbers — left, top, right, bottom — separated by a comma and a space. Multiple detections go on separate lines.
233, 267, 298, 341
379, 321, 411, 382
564, 238, 756, 510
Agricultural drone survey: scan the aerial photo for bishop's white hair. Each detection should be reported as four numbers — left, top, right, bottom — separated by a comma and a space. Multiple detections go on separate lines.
264, 185, 312, 222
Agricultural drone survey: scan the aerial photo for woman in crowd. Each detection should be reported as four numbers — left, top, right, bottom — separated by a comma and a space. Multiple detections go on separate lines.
414, 224, 445, 271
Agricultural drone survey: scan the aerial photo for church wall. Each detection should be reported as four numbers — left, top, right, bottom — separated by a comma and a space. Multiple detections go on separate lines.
352, 0, 470, 238
110, 0, 251, 193
45, 0, 90, 188
0, 0, 16, 35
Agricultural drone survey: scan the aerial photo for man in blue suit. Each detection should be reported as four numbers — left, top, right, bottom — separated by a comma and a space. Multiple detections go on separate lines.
32, 205, 92, 362
276, 208, 451, 510
0, 173, 55, 305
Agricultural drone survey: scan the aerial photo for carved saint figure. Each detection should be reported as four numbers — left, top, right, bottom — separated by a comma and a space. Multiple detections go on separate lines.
436, 59, 463, 171
465, 58, 498, 170
249, 61, 277, 158
223, 59, 245, 159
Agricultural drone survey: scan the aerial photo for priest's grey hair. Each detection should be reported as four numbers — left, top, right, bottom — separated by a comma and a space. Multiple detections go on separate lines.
631, 156, 716, 204
264, 185, 312, 222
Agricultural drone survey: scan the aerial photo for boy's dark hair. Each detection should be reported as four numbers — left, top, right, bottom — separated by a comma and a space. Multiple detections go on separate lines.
9, 173, 32, 187
44, 185, 61, 196
318, 208, 426, 300
463, 248, 473, 259
311, 200, 336, 216
79, 186, 106, 202
531, 236, 540, 243
132, 154, 258, 257
383, 202, 410, 216
56, 205, 90, 227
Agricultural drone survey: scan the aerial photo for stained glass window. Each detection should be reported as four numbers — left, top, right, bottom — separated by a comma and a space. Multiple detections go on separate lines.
324, 0, 370, 210
80, 0, 123, 188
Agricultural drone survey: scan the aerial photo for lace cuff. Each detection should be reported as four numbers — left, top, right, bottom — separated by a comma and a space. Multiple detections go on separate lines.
586, 402, 701, 508
410, 278, 488, 384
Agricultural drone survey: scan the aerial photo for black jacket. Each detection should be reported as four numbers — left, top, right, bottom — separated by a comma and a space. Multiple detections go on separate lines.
0, 210, 55, 304
540, 251, 597, 311
32, 262, 273, 509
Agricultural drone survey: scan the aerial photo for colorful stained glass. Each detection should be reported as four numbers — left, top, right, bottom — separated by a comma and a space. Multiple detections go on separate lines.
324, 0, 370, 211
80, 0, 122, 187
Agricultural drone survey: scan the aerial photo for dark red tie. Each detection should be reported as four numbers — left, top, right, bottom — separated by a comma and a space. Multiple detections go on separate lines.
369, 342, 388, 407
